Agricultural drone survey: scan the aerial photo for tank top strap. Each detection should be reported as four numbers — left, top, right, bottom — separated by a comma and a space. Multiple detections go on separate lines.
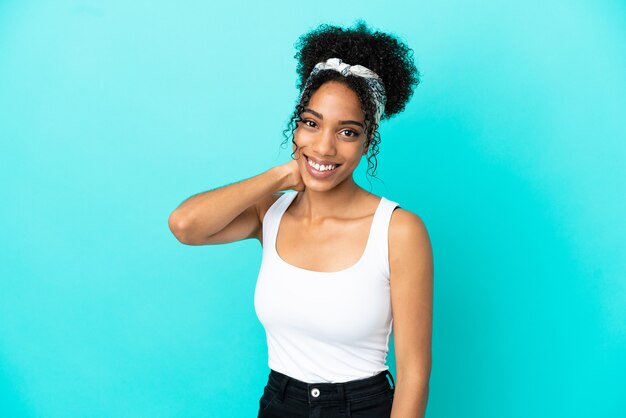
262, 191, 298, 249
367, 197, 401, 278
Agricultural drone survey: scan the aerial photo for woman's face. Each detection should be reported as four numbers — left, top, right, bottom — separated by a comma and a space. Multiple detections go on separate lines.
293, 80, 368, 191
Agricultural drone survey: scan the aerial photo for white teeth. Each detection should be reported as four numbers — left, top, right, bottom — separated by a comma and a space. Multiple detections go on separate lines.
307, 157, 337, 172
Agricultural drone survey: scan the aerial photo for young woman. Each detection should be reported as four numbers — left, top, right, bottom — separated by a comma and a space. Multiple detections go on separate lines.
168, 21, 433, 418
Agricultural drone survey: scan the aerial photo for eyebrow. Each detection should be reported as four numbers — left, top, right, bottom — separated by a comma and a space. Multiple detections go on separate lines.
302, 107, 364, 128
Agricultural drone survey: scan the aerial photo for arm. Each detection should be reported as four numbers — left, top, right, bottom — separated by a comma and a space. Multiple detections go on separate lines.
168, 160, 302, 245
388, 208, 434, 418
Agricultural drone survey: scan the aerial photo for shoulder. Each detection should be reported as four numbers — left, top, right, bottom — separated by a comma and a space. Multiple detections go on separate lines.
256, 191, 288, 224
388, 206, 433, 269
389, 206, 429, 241
253, 191, 289, 243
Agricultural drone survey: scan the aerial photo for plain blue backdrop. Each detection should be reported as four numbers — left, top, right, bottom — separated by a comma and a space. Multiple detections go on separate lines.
1, 1, 625, 417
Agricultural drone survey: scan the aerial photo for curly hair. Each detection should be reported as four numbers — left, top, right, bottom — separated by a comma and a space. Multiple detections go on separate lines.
280, 20, 420, 187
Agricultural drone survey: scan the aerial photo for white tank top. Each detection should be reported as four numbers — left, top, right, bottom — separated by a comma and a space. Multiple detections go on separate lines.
254, 191, 400, 383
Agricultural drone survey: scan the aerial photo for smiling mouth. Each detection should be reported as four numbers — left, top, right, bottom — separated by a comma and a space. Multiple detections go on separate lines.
302, 154, 341, 173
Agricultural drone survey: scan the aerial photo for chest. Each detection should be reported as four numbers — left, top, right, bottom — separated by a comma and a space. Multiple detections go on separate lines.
275, 213, 375, 273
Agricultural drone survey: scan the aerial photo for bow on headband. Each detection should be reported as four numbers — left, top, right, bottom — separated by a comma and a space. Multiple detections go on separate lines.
299, 57, 387, 126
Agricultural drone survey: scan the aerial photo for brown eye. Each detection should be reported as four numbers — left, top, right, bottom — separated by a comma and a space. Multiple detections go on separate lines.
342, 129, 359, 138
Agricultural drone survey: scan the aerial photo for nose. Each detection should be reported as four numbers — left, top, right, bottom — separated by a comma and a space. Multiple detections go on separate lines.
312, 128, 337, 157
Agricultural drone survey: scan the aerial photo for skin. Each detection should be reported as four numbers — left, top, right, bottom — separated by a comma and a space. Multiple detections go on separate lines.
274, 80, 434, 417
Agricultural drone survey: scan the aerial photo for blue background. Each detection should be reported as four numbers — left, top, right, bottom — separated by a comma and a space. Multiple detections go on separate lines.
1, 1, 625, 417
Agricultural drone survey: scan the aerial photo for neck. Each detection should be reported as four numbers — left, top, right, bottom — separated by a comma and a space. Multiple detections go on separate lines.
293, 177, 363, 223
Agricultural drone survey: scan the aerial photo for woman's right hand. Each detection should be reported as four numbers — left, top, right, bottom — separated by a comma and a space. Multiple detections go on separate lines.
277, 158, 305, 192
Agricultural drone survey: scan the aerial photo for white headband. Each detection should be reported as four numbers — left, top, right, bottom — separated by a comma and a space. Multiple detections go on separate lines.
299, 57, 387, 126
